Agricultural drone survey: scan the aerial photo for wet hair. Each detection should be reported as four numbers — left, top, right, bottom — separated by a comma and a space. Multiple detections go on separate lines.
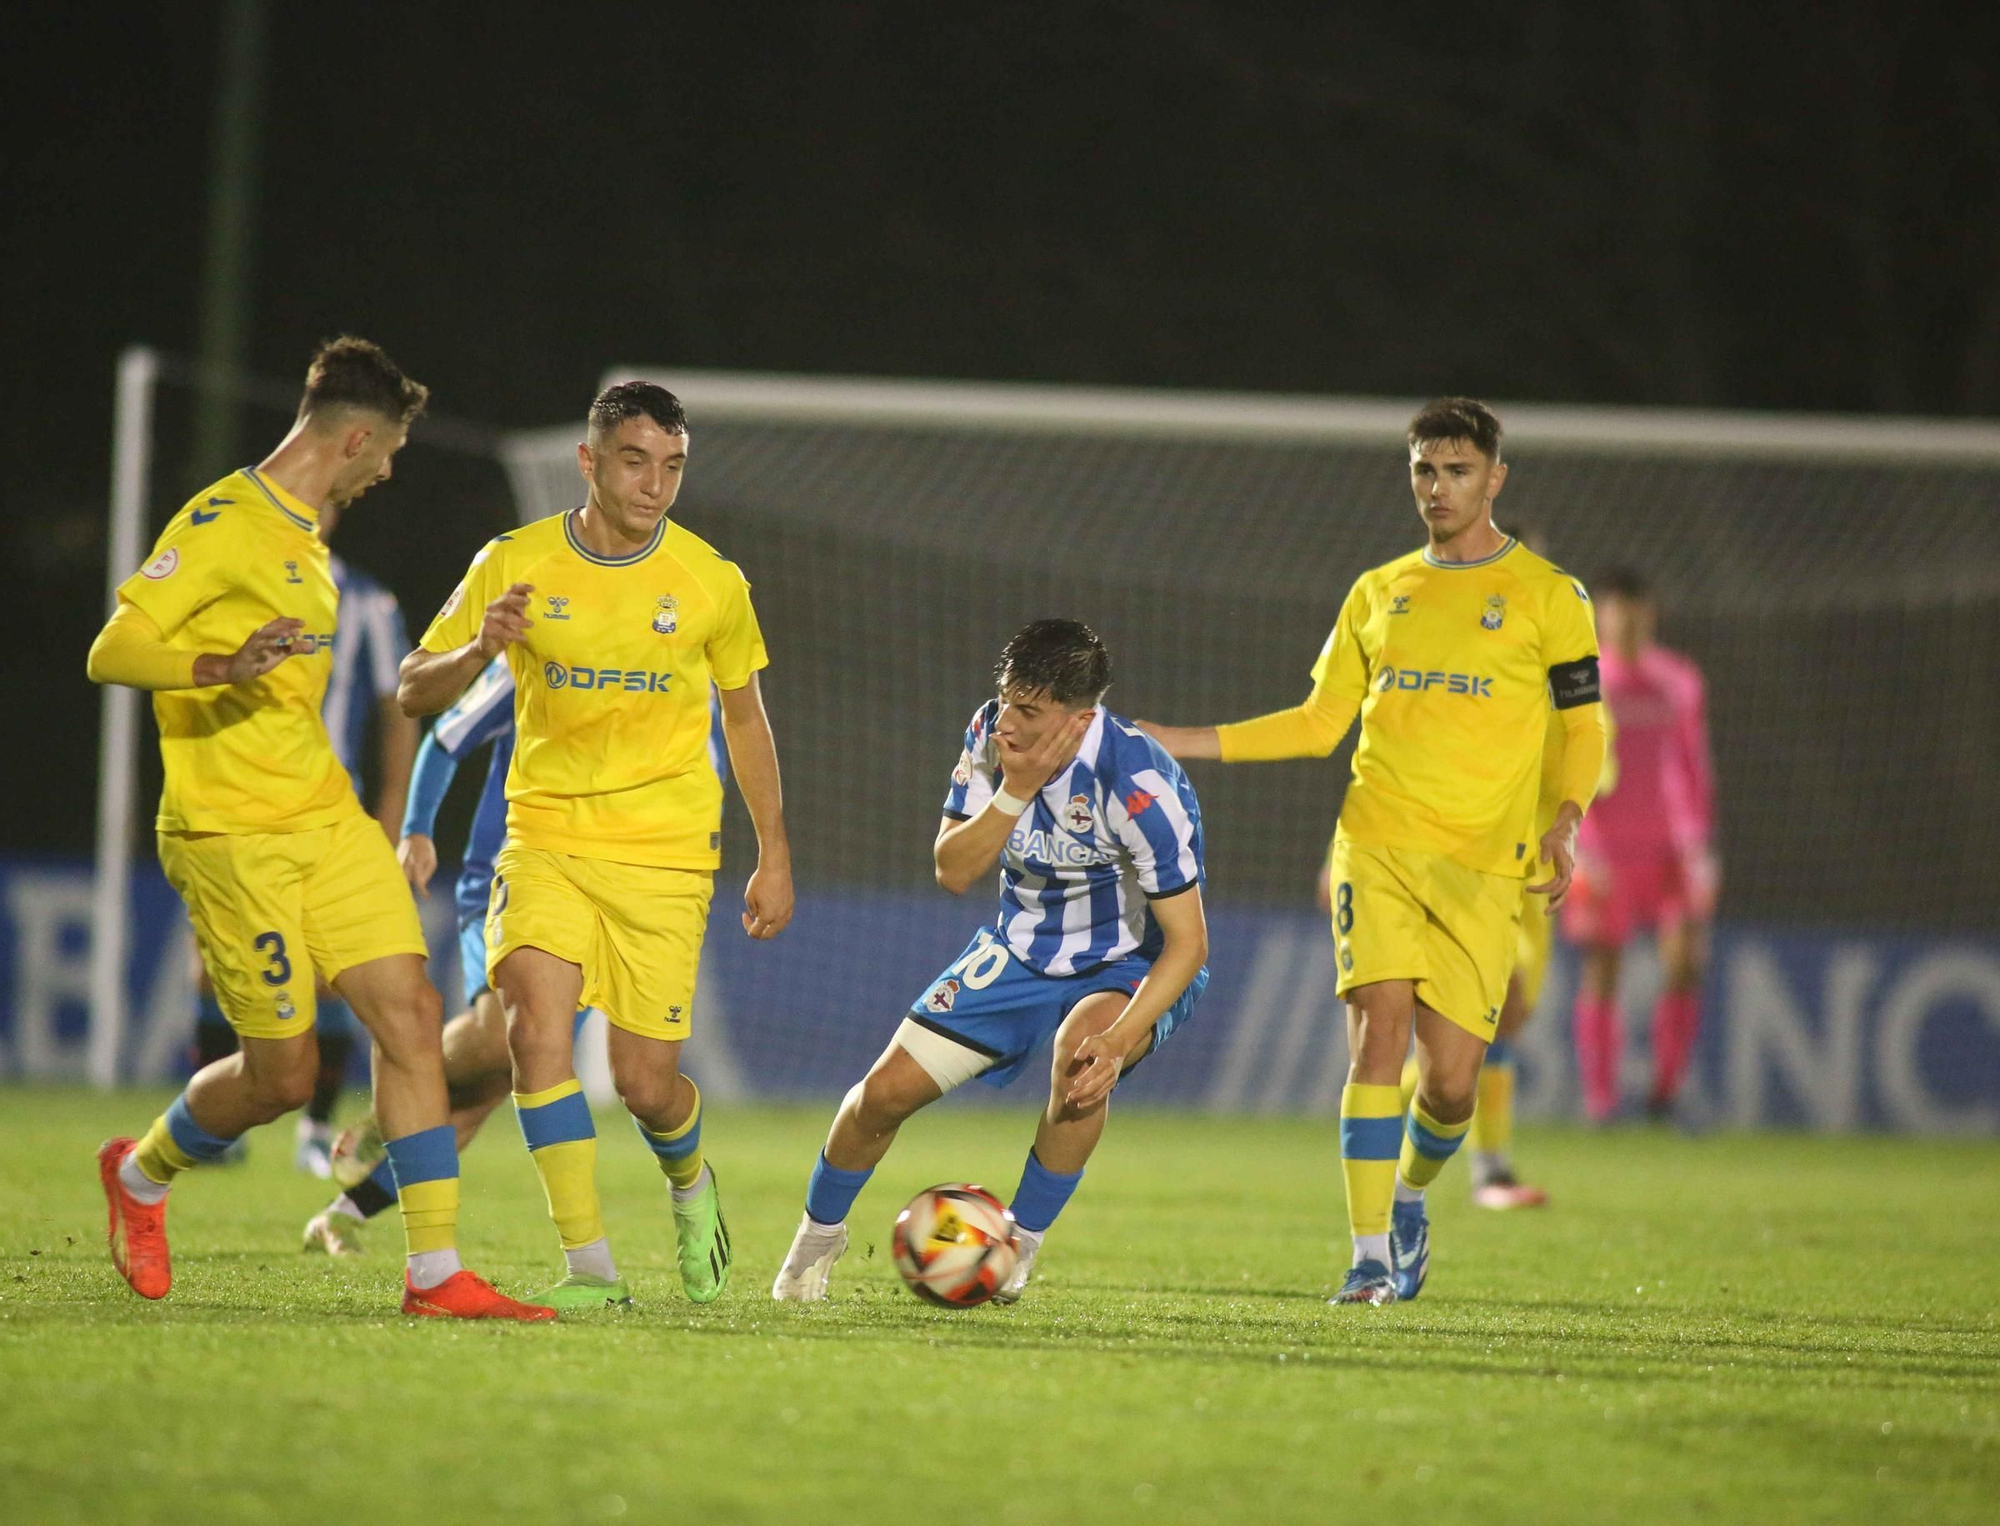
994, 619, 1112, 708
1593, 566, 1654, 601
301, 335, 428, 424
1407, 396, 1503, 462
588, 380, 688, 442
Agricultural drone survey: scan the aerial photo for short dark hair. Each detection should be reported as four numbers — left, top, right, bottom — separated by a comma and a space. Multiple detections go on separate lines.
301, 335, 428, 424
994, 619, 1111, 709
589, 380, 688, 441
1408, 396, 1503, 462
1593, 566, 1653, 601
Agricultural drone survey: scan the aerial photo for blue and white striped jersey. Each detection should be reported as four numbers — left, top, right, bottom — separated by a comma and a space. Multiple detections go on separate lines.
418, 657, 733, 926
323, 553, 410, 783
942, 702, 1204, 977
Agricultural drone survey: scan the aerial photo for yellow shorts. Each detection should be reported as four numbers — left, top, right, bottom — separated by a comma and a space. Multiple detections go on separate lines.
161, 808, 426, 1040
1327, 839, 1526, 1042
1514, 894, 1554, 1013
487, 843, 713, 1041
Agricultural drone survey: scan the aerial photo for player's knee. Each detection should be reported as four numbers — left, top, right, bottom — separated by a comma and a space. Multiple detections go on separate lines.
1419, 1075, 1477, 1122
854, 1068, 924, 1132
370, 986, 446, 1066
247, 1046, 319, 1118
610, 1055, 680, 1125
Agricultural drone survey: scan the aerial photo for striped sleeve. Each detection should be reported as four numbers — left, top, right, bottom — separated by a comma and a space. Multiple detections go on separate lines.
1107, 762, 1202, 898
942, 702, 998, 820
432, 657, 516, 759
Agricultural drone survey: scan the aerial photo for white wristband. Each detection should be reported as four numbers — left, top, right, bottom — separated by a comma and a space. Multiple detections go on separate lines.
990, 788, 1033, 817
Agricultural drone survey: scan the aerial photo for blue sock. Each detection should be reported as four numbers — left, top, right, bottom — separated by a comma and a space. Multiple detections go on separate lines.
804, 1152, 872, 1227
1010, 1149, 1083, 1234
165, 1090, 240, 1162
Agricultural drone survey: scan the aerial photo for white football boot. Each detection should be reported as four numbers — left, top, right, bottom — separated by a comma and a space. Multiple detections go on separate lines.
771, 1215, 849, 1301
989, 1227, 1043, 1305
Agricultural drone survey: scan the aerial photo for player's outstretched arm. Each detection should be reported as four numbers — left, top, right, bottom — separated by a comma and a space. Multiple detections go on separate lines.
933, 710, 1091, 895
718, 674, 794, 940
1066, 884, 1208, 1110
1138, 683, 1357, 765
398, 582, 532, 716
87, 600, 303, 690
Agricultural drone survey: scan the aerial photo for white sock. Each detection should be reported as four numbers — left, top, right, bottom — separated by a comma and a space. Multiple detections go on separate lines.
802, 1212, 845, 1237
1394, 1178, 1426, 1207
406, 1248, 462, 1289
1013, 1225, 1046, 1254
1353, 1232, 1391, 1268
669, 1162, 711, 1206
565, 1236, 618, 1282
330, 1195, 365, 1222
118, 1153, 170, 1205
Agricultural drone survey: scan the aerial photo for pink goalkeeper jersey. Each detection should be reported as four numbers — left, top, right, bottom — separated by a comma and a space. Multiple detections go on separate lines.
1576, 644, 1713, 857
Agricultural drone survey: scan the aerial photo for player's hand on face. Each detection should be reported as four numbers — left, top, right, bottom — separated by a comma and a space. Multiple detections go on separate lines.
476, 583, 535, 658
1065, 1028, 1125, 1110
226, 617, 306, 683
398, 833, 438, 896
1529, 821, 1579, 908
742, 859, 794, 940
997, 710, 1092, 797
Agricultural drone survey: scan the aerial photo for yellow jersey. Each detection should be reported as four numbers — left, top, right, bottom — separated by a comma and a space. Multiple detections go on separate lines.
117, 467, 352, 835
1224, 537, 1603, 876
419, 509, 767, 870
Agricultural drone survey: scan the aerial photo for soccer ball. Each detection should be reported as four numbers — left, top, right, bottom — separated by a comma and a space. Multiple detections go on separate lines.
890, 1184, 1020, 1307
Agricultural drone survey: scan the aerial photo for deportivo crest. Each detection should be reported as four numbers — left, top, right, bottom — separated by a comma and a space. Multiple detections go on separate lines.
1481, 594, 1507, 631
1061, 794, 1095, 835
951, 749, 973, 788
924, 979, 960, 1013
652, 594, 679, 634
141, 547, 179, 580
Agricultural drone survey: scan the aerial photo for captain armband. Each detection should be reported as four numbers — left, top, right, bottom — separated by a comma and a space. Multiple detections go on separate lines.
1549, 655, 1602, 710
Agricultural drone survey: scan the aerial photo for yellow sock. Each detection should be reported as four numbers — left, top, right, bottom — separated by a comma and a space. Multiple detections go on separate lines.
397, 1177, 460, 1255
132, 1113, 197, 1186
514, 1079, 604, 1249
1399, 1099, 1473, 1191
638, 1079, 705, 1191
1340, 1082, 1403, 1239
1468, 1051, 1515, 1157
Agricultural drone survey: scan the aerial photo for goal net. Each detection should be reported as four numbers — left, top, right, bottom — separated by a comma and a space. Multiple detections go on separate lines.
497, 372, 2000, 1125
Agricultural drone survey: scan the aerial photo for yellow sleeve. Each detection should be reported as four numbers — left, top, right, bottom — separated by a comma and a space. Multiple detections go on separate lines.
86, 601, 200, 690
1216, 585, 1368, 763
116, 515, 230, 640
1555, 701, 1609, 812
419, 541, 505, 655
1546, 573, 1607, 810
706, 567, 770, 691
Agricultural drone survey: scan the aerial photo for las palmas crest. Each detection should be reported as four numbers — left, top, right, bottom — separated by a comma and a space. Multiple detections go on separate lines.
652, 595, 679, 634
1481, 594, 1506, 631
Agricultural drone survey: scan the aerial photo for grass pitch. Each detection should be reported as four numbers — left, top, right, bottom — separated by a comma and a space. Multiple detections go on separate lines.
2, 1088, 1996, 1525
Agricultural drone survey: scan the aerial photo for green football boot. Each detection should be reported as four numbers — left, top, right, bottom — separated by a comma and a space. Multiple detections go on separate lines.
527, 1272, 633, 1311
672, 1165, 733, 1303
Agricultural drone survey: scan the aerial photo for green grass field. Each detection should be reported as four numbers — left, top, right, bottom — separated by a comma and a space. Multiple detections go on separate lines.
3, 1088, 1997, 1524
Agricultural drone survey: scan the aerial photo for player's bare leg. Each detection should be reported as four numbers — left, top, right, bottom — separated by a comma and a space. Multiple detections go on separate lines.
1332, 979, 1417, 1305
992, 992, 1153, 1304
1471, 973, 1548, 1208
1575, 942, 1624, 1122
775, 1042, 942, 1301
338, 951, 551, 1320
607, 1023, 731, 1302
1649, 916, 1709, 1119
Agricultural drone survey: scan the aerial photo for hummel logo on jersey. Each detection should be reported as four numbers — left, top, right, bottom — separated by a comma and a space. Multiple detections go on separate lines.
1124, 788, 1156, 816
1390, 594, 1411, 615
542, 662, 673, 693
284, 560, 303, 584
545, 595, 571, 620
191, 507, 222, 525
1375, 665, 1493, 697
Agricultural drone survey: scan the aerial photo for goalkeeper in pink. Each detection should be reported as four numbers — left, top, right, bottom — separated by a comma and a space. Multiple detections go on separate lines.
1562, 568, 1717, 1122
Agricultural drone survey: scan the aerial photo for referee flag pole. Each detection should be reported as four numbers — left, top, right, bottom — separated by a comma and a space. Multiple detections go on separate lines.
90, 346, 158, 1088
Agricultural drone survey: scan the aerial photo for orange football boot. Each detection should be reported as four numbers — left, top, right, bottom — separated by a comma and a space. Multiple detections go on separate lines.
97, 1137, 171, 1299
402, 1270, 557, 1322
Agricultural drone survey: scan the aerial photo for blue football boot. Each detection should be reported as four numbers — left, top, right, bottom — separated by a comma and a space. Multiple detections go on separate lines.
1330, 1258, 1398, 1307
1391, 1197, 1431, 1301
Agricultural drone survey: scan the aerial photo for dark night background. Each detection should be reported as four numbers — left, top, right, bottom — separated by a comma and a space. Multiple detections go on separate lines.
9, 1, 1999, 858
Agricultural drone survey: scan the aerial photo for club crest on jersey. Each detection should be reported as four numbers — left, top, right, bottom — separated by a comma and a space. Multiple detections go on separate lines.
951, 750, 973, 788
923, 979, 960, 1013
276, 992, 297, 1023
1061, 794, 1094, 835
1481, 594, 1506, 630
652, 595, 679, 635
545, 595, 571, 621
141, 547, 179, 580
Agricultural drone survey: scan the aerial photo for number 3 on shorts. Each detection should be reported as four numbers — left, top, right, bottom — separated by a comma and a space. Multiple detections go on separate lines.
1334, 882, 1355, 935
254, 930, 293, 987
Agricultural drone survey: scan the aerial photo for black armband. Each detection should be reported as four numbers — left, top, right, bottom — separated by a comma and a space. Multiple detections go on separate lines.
1549, 655, 1601, 710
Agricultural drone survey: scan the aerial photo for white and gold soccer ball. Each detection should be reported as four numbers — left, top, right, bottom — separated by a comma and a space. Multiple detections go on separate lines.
890, 1184, 1020, 1308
